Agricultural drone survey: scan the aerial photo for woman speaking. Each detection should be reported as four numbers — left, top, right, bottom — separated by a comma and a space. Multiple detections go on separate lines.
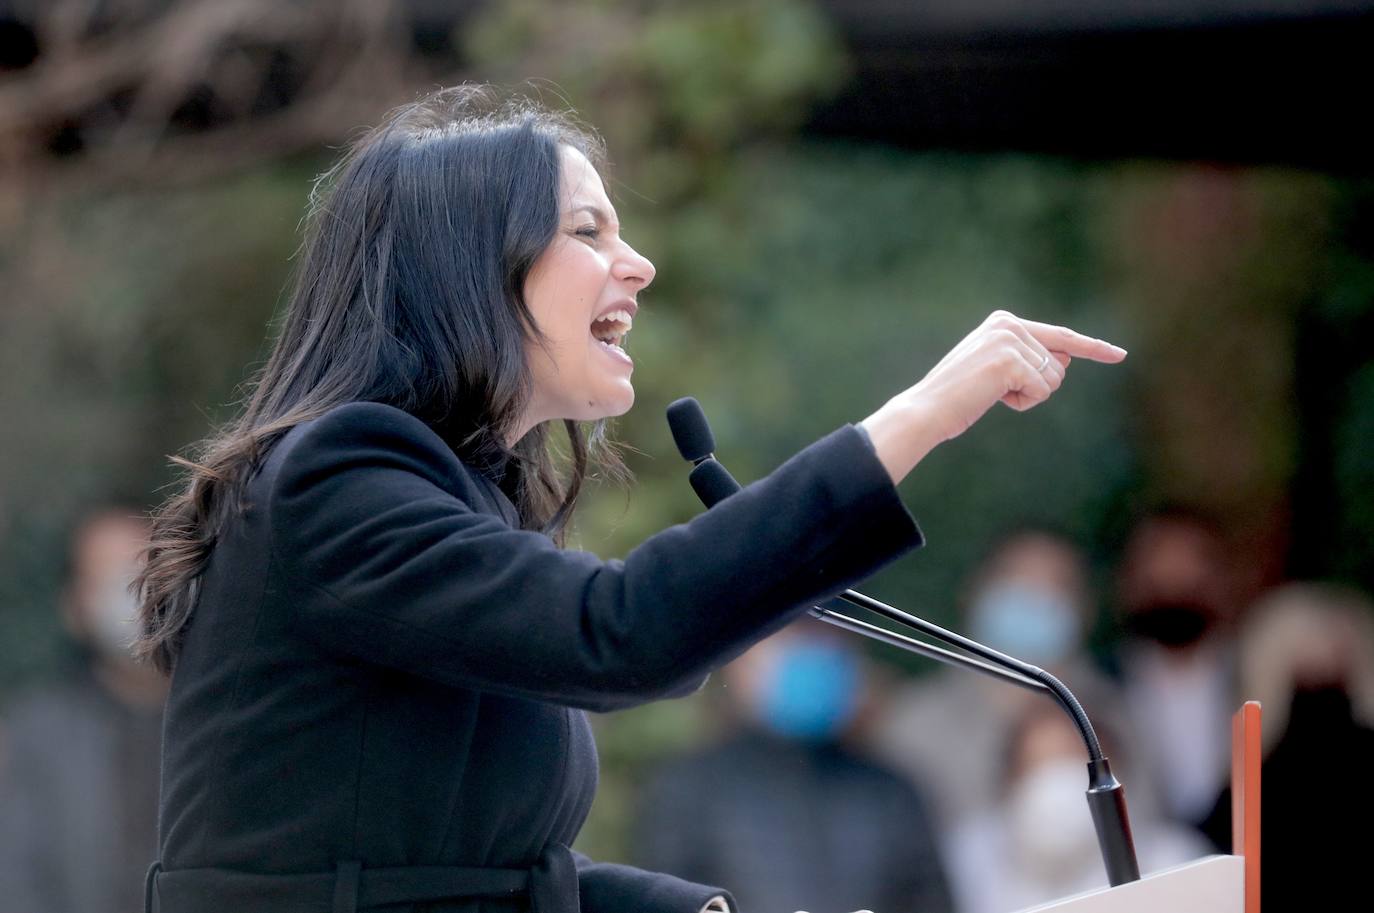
134, 84, 1126, 913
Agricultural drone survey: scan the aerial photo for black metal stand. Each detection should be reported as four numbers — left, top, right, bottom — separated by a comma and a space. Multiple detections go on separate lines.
668, 397, 1141, 886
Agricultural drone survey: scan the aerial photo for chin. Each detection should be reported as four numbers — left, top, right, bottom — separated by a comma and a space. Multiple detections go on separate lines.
602, 388, 635, 419
591, 383, 635, 421
548, 379, 634, 425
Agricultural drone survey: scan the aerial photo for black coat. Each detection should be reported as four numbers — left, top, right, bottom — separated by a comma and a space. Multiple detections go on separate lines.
147, 401, 925, 913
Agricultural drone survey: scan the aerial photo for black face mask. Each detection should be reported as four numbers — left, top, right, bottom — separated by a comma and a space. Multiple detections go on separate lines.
1286, 684, 1354, 734
1123, 602, 1215, 649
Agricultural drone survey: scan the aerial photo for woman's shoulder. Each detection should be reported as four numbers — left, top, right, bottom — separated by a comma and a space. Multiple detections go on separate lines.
263, 400, 486, 508
258, 399, 520, 579
291, 400, 444, 446
276, 400, 451, 463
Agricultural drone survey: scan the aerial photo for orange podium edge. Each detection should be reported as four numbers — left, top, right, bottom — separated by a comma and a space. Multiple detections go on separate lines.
1231, 701, 1261, 913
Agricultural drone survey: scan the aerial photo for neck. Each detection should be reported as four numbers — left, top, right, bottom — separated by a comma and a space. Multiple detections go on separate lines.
508, 394, 552, 447
506, 416, 538, 449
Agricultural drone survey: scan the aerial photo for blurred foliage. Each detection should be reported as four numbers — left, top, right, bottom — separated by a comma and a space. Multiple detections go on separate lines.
0, 161, 317, 686
1, 0, 1372, 873
461, 0, 850, 201
1310, 182, 1374, 584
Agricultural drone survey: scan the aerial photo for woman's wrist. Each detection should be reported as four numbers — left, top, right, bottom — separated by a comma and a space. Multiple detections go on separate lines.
859, 390, 944, 487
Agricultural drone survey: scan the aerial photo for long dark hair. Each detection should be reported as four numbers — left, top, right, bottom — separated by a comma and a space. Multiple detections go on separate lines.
133, 84, 629, 674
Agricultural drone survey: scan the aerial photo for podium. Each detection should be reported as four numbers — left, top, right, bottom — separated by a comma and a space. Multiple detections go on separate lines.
1019, 701, 1262, 913
1018, 855, 1244, 913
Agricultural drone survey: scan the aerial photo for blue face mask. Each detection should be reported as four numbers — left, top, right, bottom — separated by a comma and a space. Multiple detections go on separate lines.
754, 639, 861, 741
968, 580, 1081, 666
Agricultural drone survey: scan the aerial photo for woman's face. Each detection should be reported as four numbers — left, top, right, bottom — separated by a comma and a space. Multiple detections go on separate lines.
516, 144, 656, 441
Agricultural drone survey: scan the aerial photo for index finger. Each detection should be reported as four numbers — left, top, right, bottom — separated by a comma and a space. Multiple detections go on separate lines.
1022, 320, 1127, 363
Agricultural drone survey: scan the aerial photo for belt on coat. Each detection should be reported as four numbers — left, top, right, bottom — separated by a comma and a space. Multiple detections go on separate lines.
144, 842, 580, 913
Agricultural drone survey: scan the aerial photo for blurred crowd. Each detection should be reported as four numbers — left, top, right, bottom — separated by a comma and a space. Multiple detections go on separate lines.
627, 510, 1374, 913
3, 503, 1371, 913
0, 506, 164, 911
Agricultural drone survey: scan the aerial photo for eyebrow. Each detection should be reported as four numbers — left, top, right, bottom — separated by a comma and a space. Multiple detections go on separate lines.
572, 204, 619, 226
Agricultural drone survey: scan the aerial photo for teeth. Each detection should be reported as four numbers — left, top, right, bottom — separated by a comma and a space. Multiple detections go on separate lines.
591, 308, 632, 347
592, 309, 633, 329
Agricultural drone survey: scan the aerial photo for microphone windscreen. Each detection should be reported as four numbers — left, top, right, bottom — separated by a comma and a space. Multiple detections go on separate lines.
666, 397, 715, 462
689, 459, 741, 508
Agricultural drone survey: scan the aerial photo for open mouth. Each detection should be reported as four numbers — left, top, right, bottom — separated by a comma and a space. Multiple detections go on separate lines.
590, 309, 632, 357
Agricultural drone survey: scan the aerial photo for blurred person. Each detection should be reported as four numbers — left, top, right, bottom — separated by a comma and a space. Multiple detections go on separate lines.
0, 505, 164, 913
945, 706, 1210, 913
1110, 507, 1239, 828
632, 619, 953, 913
131, 83, 1126, 913
1199, 582, 1374, 910
869, 527, 1146, 837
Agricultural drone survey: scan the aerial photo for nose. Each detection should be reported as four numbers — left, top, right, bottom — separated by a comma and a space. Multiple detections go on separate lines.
613, 239, 655, 290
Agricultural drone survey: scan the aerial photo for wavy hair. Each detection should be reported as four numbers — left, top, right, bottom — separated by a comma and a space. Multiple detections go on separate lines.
133, 84, 630, 674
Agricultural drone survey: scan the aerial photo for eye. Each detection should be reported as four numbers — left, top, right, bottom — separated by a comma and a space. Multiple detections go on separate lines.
574, 224, 600, 240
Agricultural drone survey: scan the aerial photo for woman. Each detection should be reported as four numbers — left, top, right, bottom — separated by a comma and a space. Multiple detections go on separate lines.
133, 84, 1125, 913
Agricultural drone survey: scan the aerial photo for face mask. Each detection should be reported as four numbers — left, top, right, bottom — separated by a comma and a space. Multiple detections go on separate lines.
753, 638, 860, 741
85, 572, 142, 661
1008, 758, 1098, 876
1286, 684, 1354, 735
968, 580, 1081, 666
1124, 601, 1214, 649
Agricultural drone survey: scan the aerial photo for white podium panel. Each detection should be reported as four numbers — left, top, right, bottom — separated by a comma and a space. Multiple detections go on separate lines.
1016, 854, 1244, 913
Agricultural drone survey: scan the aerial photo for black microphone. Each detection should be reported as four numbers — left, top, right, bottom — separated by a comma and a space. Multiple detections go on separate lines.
666, 396, 1141, 887
665, 397, 714, 462
665, 397, 742, 509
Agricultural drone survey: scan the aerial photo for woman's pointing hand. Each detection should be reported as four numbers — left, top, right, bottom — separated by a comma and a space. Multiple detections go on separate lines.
860, 310, 1127, 485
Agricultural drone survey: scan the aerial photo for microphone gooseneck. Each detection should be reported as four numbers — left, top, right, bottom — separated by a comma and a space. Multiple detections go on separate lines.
666, 396, 1141, 887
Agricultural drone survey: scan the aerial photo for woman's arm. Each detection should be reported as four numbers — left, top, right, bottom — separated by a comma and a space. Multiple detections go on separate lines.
266, 401, 923, 712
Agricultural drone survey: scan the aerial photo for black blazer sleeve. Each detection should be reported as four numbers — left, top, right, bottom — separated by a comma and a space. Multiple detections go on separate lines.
266, 401, 924, 712
573, 850, 735, 913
